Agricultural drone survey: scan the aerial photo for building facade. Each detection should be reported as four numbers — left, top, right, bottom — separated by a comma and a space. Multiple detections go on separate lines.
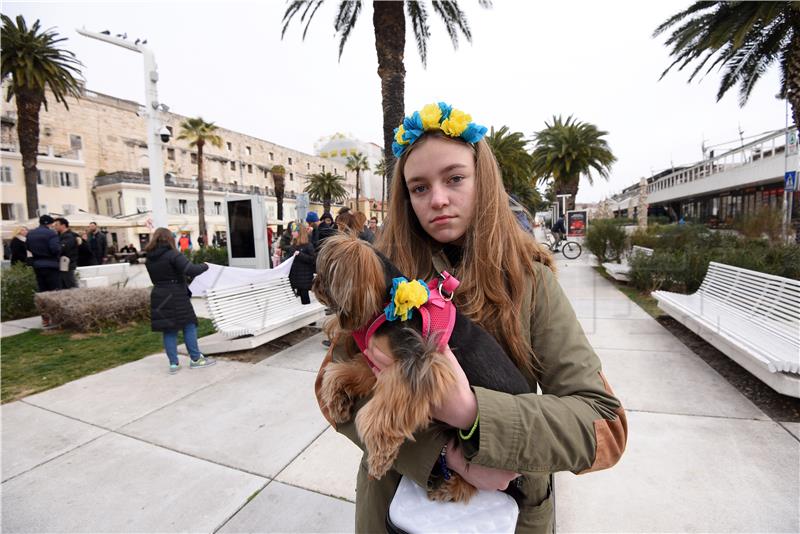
1, 83, 379, 247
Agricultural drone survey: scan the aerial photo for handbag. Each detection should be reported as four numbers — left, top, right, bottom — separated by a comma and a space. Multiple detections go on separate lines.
386, 476, 519, 534
59, 256, 70, 272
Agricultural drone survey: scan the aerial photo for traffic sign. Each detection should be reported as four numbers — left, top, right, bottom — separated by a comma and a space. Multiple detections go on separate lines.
786, 171, 797, 193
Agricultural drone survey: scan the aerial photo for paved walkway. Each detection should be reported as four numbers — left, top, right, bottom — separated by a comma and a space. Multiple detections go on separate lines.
2, 253, 798, 532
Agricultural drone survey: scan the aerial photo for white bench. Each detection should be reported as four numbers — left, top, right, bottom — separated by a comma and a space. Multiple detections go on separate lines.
76, 263, 130, 288
199, 276, 326, 354
653, 262, 800, 398
602, 246, 653, 282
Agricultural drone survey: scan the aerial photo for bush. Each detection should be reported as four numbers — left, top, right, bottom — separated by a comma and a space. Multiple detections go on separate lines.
34, 287, 150, 332
733, 206, 784, 244
585, 219, 627, 262
1, 264, 38, 321
183, 246, 228, 266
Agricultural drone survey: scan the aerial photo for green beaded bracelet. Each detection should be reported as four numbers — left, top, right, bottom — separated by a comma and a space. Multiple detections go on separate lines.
458, 412, 480, 441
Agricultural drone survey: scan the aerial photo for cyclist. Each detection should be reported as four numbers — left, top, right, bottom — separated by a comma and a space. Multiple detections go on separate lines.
552, 214, 566, 251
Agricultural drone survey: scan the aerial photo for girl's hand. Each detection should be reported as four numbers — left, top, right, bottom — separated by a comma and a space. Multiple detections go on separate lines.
445, 438, 521, 491
363, 343, 394, 377
431, 345, 478, 430
293, 251, 300, 256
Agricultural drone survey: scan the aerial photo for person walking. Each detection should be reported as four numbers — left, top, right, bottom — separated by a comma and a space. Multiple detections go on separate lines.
145, 227, 215, 374
287, 222, 316, 305
9, 226, 30, 266
53, 218, 79, 289
26, 215, 62, 327
87, 222, 107, 265
314, 102, 626, 533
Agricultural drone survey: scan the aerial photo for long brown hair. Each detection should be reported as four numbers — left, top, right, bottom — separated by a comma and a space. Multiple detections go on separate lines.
292, 221, 309, 246
376, 131, 554, 375
144, 227, 177, 252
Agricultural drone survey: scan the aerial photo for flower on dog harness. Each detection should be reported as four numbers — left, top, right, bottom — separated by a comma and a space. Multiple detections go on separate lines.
352, 271, 460, 353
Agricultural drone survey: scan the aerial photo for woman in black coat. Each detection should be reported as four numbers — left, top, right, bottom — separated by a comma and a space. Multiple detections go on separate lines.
287, 222, 316, 305
145, 228, 214, 373
9, 226, 29, 266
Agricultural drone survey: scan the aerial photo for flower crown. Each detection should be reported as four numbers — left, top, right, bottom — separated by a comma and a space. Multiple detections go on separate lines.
385, 277, 430, 322
392, 102, 488, 158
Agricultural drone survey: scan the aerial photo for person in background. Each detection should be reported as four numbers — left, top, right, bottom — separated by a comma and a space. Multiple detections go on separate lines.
9, 226, 30, 266
77, 231, 96, 266
145, 227, 215, 374
53, 218, 79, 289
315, 212, 337, 252
266, 225, 274, 268
287, 222, 316, 305
178, 233, 190, 252
278, 222, 295, 262
354, 211, 374, 243
368, 216, 379, 235
26, 215, 61, 326
306, 211, 320, 249
551, 214, 566, 251
87, 222, 107, 265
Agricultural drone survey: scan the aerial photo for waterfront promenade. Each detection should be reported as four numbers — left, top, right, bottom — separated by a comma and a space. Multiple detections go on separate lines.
1, 253, 798, 532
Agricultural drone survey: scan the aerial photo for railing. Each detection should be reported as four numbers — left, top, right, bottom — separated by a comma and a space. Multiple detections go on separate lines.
93, 174, 293, 197
646, 128, 793, 195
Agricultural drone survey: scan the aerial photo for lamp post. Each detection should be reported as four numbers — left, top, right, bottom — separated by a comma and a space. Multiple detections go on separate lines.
556, 194, 571, 218
76, 28, 168, 228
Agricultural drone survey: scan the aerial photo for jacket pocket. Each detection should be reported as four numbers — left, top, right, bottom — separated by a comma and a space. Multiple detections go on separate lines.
515, 475, 554, 534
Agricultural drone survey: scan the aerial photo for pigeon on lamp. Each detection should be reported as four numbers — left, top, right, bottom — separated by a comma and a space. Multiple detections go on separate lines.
100, 30, 110, 35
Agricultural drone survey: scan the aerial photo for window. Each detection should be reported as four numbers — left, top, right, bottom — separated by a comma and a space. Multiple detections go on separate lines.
213, 201, 221, 215
166, 126, 173, 136
191, 153, 198, 164
289, 172, 294, 181
227, 141, 232, 151
307, 162, 310, 170
69, 134, 82, 150
230, 161, 236, 171
59, 172, 78, 188
1, 166, 11, 183
288, 157, 293, 165
1, 203, 16, 220
167, 148, 175, 161
269, 152, 274, 161
322, 165, 325, 172
136, 197, 147, 213
248, 164, 253, 174
246, 146, 252, 156
105, 198, 114, 216
62, 204, 76, 215
179, 199, 187, 214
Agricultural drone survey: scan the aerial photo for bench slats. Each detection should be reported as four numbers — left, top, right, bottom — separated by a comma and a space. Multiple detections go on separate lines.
653, 261, 800, 398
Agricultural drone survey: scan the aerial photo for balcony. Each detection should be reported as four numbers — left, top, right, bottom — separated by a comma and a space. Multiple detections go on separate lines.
93, 171, 285, 197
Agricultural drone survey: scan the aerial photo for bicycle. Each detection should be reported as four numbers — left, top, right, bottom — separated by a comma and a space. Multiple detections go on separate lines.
544, 231, 582, 259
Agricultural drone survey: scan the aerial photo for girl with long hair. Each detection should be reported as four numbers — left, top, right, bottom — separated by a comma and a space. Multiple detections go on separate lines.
314, 103, 627, 532
145, 228, 215, 373
287, 221, 316, 304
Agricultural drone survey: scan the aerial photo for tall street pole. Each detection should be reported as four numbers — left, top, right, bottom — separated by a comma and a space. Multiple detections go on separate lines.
76, 28, 168, 228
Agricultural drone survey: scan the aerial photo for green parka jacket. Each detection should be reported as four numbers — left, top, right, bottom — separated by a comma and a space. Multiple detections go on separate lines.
314, 252, 627, 533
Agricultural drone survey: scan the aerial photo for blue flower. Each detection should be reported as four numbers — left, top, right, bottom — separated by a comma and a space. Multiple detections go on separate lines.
461, 123, 488, 144
437, 102, 452, 121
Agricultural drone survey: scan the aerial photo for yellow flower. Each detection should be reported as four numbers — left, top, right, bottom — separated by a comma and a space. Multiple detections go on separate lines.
441, 108, 471, 137
393, 280, 429, 321
420, 103, 443, 130
395, 124, 409, 145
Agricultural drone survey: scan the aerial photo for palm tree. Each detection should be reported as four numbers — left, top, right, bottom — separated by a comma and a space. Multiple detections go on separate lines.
531, 116, 616, 212
654, 2, 800, 127
177, 117, 222, 247
374, 158, 387, 218
486, 125, 536, 191
345, 151, 370, 210
282, 1, 491, 192
271, 165, 287, 235
1, 15, 83, 219
304, 171, 348, 213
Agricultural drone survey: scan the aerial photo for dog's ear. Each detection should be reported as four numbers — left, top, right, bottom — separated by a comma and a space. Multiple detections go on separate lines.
315, 234, 389, 330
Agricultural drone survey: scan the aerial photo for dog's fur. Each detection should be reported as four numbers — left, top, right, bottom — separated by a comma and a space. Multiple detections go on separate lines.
313, 234, 531, 503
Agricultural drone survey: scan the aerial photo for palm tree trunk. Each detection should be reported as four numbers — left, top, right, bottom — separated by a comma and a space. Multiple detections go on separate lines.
275, 175, 285, 236
788, 28, 800, 129
373, 0, 405, 196
15, 87, 43, 219
324, 197, 331, 214
197, 140, 207, 247
381, 172, 385, 218
355, 170, 361, 210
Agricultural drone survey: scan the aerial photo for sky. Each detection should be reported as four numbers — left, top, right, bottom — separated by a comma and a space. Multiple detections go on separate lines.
4, 0, 788, 202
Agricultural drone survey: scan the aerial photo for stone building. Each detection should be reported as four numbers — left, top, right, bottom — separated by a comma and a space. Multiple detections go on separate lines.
1, 83, 363, 248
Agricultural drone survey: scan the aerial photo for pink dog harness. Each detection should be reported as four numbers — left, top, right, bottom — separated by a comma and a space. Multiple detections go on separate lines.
352, 271, 461, 353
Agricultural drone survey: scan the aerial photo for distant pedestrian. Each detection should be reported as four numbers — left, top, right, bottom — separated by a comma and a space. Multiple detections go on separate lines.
77, 231, 97, 266
87, 222, 107, 264
145, 227, 215, 374
53, 218, 79, 289
178, 233, 190, 252
368, 216, 379, 234
26, 215, 61, 327
552, 214, 566, 251
9, 226, 30, 266
354, 211, 374, 243
315, 212, 337, 252
306, 211, 320, 249
287, 222, 316, 305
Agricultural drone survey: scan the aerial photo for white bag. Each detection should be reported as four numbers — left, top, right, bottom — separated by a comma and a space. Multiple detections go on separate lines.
387, 476, 519, 534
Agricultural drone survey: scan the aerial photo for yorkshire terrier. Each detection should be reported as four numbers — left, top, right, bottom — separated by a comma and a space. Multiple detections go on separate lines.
313, 234, 531, 503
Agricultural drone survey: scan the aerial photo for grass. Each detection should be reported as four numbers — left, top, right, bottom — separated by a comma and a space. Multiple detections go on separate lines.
592, 266, 664, 319
1, 318, 215, 404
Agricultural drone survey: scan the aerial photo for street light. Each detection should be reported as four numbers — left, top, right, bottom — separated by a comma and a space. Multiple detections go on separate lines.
76, 27, 168, 228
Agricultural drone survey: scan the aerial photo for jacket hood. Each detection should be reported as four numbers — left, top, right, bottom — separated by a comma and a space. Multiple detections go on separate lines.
147, 245, 174, 261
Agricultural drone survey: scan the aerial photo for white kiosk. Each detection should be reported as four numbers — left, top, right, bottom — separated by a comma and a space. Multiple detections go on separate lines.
224, 194, 269, 269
